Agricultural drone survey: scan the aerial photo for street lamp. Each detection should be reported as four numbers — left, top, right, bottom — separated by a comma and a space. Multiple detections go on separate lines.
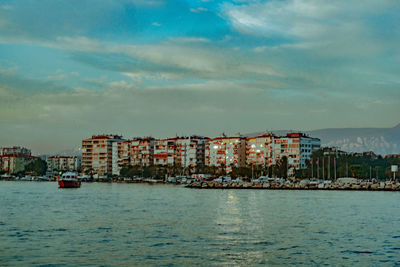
391, 165, 398, 181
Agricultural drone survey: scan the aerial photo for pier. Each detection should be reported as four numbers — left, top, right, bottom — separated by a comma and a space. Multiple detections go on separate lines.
186, 180, 400, 191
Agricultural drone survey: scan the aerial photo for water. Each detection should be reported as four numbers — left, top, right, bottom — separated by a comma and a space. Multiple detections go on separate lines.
0, 182, 399, 266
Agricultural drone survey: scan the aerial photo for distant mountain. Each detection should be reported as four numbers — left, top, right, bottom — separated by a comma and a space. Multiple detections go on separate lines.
304, 124, 400, 156
53, 147, 81, 157
43, 125, 400, 158
39, 147, 81, 158
260, 124, 400, 156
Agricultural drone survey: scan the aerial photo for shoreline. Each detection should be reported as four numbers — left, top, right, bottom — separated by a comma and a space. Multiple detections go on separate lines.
1, 178, 399, 191
185, 180, 400, 191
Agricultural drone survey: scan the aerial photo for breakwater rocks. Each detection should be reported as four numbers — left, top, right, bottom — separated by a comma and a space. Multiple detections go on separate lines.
186, 181, 400, 191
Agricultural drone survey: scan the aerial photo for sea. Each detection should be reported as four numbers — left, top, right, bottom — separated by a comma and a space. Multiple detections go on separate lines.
0, 182, 399, 266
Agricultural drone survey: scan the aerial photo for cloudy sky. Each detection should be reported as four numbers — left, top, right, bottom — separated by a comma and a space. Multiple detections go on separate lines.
0, 0, 399, 154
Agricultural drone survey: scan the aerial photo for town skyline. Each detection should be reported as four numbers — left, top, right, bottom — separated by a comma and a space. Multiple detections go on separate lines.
0, 122, 399, 156
1, 0, 399, 154
0, 122, 399, 155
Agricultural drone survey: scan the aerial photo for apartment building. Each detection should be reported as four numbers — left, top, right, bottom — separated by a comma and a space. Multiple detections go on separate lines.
272, 133, 320, 172
153, 137, 178, 166
130, 137, 154, 166
81, 135, 128, 177
246, 133, 275, 166
1, 146, 31, 156
46, 156, 80, 172
0, 146, 33, 174
153, 136, 208, 168
117, 141, 131, 171
79, 132, 320, 176
205, 134, 246, 172
175, 136, 208, 169
0, 156, 33, 174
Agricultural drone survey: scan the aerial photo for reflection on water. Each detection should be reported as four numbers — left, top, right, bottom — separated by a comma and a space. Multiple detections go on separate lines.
0, 182, 399, 266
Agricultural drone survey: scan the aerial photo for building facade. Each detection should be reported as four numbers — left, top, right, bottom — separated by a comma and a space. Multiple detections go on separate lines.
0, 146, 33, 174
153, 138, 177, 166
272, 133, 320, 173
130, 137, 154, 166
153, 136, 208, 169
46, 156, 80, 172
116, 141, 131, 173
205, 135, 246, 172
246, 133, 275, 167
175, 136, 208, 169
1, 146, 31, 156
79, 132, 320, 177
81, 135, 128, 177
0, 156, 33, 174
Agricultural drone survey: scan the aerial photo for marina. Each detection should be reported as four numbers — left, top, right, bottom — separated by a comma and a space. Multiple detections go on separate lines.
1, 1, 399, 266
1, 173, 400, 191
185, 178, 400, 191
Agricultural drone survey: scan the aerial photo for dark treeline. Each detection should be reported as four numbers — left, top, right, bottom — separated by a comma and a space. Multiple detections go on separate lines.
295, 148, 400, 180
119, 156, 290, 180
24, 158, 47, 175
119, 149, 400, 181
1, 158, 47, 176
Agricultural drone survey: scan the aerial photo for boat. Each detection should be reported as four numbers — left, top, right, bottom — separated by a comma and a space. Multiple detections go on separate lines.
58, 172, 81, 188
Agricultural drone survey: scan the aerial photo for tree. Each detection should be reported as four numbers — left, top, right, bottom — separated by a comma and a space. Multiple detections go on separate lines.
299, 147, 400, 180
24, 158, 47, 175
274, 156, 288, 178
232, 166, 251, 178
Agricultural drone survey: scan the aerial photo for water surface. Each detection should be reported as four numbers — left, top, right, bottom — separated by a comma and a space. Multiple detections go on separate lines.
0, 182, 399, 266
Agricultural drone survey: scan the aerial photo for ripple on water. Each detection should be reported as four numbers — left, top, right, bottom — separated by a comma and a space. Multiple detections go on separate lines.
1, 183, 400, 266
341, 250, 374, 254
277, 245, 300, 251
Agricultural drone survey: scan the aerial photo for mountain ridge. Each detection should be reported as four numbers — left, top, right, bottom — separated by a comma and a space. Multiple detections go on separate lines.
48, 124, 400, 157
269, 124, 400, 156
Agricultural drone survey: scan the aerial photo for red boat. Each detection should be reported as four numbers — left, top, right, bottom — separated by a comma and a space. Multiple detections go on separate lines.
58, 172, 81, 188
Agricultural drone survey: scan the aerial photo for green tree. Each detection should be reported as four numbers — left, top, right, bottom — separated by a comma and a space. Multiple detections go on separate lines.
24, 158, 47, 175
274, 156, 288, 178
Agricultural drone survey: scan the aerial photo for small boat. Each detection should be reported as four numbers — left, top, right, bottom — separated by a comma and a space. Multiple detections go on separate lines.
58, 172, 81, 188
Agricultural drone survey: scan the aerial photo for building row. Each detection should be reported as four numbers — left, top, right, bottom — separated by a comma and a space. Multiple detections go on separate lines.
0, 146, 82, 174
81, 133, 321, 177
0, 146, 34, 174
46, 156, 81, 173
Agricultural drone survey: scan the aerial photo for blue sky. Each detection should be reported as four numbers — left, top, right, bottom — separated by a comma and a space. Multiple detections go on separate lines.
0, 0, 399, 154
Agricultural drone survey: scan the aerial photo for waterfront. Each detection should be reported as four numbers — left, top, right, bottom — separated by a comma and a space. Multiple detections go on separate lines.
1, 182, 399, 266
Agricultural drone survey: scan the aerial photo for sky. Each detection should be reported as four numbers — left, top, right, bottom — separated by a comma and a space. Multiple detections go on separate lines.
0, 0, 399, 154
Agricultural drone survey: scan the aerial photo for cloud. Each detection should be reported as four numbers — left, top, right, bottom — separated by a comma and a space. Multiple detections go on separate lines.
131, 0, 164, 6
168, 37, 210, 43
223, 0, 400, 58
190, 7, 208, 13
1, 69, 399, 154
1, 0, 399, 154
47, 74, 67, 81
52, 36, 106, 52
42, 36, 283, 81
253, 46, 267, 53
0, 71, 69, 95
84, 75, 108, 86
224, 0, 390, 38
119, 43, 283, 79
0, 66, 17, 76
0, 0, 151, 42
0, 5, 12, 10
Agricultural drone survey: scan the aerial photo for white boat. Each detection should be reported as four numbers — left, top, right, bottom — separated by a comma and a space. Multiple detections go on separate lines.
58, 172, 81, 188
21, 176, 32, 181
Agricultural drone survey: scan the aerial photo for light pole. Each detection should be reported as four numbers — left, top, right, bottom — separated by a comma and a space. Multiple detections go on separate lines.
392, 165, 398, 182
